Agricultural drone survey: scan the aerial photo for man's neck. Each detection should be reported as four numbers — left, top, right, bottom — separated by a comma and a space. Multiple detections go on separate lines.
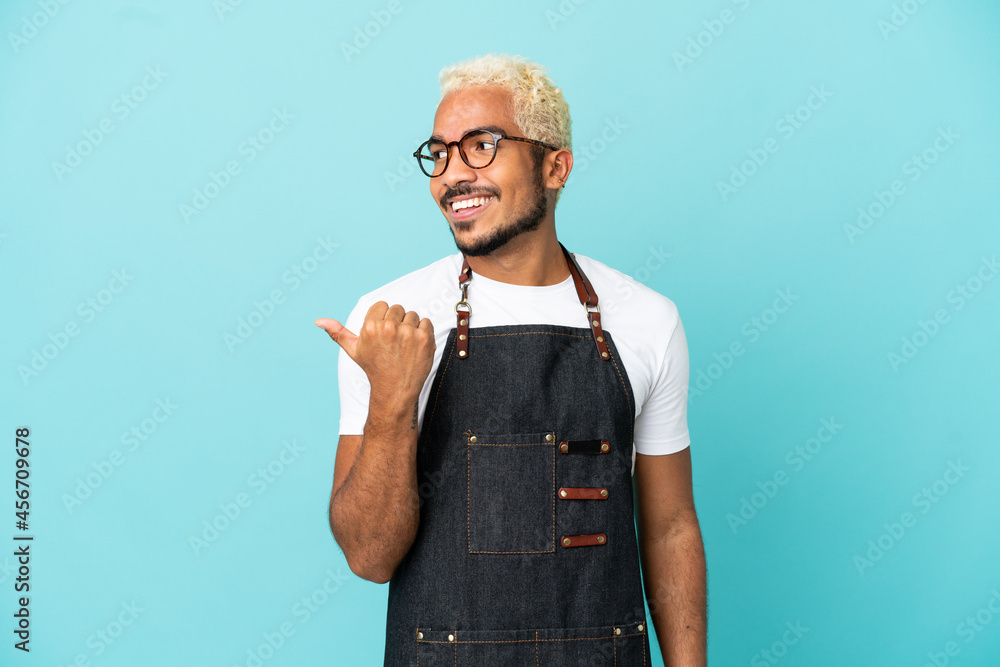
464, 232, 570, 287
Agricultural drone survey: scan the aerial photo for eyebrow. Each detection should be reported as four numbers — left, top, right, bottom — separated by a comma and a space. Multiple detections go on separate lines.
429, 125, 507, 142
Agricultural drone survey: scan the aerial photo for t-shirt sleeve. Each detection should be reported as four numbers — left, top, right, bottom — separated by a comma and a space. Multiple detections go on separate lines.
337, 297, 372, 436
633, 309, 691, 455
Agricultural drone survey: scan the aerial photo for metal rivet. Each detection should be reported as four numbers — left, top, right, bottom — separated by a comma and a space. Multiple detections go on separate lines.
614, 627, 621, 635
560, 443, 568, 453
459, 318, 467, 326
600, 489, 608, 497
638, 624, 644, 632
469, 435, 477, 443
559, 489, 567, 498
562, 537, 571, 546
545, 433, 553, 442
458, 350, 467, 357
601, 351, 609, 358
597, 336, 604, 342
448, 634, 454, 642
601, 443, 609, 452
417, 631, 423, 639
597, 535, 605, 544
592, 320, 600, 327
459, 334, 466, 340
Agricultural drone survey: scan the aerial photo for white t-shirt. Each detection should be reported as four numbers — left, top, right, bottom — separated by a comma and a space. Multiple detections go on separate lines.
337, 252, 690, 474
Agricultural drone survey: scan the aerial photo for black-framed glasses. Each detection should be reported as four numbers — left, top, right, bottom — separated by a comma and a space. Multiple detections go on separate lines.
413, 129, 559, 178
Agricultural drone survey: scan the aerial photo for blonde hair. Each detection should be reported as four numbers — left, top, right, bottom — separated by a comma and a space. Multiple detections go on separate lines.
439, 54, 572, 154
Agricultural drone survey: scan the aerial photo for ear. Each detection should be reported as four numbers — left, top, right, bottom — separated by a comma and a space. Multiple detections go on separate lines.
543, 149, 573, 190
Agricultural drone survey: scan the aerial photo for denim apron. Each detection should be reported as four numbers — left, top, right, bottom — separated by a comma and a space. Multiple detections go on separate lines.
383, 245, 652, 666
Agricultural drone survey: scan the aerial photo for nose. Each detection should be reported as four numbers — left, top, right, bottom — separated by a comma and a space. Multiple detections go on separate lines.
439, 143, 477, 189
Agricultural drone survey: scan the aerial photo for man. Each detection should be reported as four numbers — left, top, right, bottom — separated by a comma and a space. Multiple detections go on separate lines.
318, 54, 706, 666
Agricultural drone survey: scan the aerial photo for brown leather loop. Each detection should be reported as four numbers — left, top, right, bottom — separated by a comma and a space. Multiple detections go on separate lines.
455, 256, 471, 359
558, 487, 609, 500
560, 243, 597, 308
457, 245, 609, 360
560, 533, 607, 547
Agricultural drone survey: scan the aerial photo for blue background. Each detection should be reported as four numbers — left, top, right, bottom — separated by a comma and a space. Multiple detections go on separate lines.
2, 0, 999, 665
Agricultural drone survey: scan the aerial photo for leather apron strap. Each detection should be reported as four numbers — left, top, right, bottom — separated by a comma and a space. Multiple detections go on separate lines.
455, 243, 610, 360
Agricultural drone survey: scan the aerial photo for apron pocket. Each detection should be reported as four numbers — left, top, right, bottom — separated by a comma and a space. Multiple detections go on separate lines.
415, 621, 649, 666
466, 430, 555, 553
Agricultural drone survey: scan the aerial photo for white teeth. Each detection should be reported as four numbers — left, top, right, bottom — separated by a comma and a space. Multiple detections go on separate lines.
451, 196, 492, 212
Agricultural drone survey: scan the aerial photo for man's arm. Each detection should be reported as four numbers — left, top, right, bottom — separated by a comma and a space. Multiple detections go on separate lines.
634, 447, 707, 666
318, 302, 435, 584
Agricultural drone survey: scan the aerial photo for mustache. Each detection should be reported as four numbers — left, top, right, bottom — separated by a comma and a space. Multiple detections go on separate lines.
440, 185, 501, 209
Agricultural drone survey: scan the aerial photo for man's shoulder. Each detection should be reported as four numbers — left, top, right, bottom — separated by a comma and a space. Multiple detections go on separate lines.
573, 252, 680, 324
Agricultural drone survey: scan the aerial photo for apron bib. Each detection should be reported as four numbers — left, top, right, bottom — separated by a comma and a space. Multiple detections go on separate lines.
383, 245, 651, 666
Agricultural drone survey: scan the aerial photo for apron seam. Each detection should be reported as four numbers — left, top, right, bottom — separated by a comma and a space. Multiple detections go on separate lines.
468, 331, 590, 338
426, 332, 458, 425
417, 631, 644, 643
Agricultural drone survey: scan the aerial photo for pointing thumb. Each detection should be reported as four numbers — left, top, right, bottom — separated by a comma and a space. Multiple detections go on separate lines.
315, 318, 358, 359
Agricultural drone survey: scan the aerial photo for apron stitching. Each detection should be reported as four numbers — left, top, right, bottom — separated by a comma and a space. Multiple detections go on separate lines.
613, 629, 617, 667
467, 436, 556, 554
535, 630, 539, 666
606, 344, 637, 459
418, 631, 645, 644
468, 331, 589, 338
605, 347, 632, 415
466, 442, 471, 553
469, 549, 554, 553
426, 332, 458, 425
551, 439, 556, 554
453, 630, 457, 666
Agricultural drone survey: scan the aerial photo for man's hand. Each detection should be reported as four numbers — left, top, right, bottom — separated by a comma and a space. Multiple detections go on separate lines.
315, 301, 436, 402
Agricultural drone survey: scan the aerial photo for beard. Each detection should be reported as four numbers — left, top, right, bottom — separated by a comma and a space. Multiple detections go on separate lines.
449, 173, 548, 258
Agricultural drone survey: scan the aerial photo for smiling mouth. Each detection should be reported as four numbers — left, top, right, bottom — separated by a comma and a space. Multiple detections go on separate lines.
448, 195, 495, 220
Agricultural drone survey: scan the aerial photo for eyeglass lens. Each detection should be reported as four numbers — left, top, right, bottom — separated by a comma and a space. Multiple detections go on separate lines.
416, 131, 498, 177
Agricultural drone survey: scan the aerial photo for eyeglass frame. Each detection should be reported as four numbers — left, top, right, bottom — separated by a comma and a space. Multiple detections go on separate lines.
412, 128, 560, 178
